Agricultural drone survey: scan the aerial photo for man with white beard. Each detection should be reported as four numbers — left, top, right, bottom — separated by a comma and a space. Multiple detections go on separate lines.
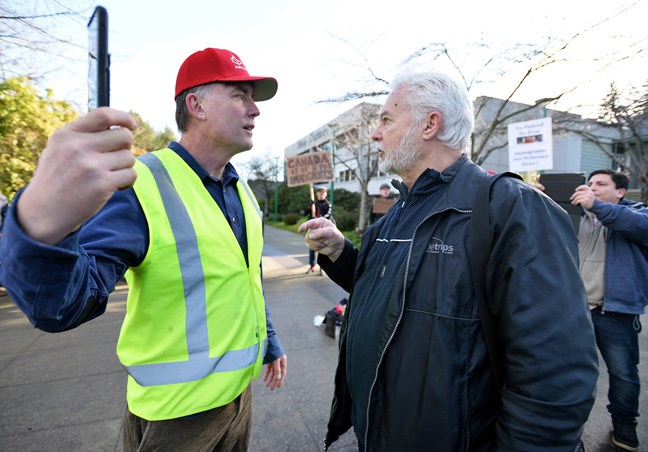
299, 70, 598, 451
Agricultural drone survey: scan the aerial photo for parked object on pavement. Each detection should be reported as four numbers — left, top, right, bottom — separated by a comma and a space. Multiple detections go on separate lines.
314, 298, 347, 339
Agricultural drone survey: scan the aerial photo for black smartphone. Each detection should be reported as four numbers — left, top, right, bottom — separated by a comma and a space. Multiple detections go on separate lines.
539, 173, 586, 234
87, 6, 109, 109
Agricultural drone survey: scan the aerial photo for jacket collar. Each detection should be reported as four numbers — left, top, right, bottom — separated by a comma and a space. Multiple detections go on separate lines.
393, 155, 484, 209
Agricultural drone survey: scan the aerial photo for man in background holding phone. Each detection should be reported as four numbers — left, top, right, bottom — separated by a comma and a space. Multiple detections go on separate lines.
0, 48, 287, 451
571, 169, 648, 452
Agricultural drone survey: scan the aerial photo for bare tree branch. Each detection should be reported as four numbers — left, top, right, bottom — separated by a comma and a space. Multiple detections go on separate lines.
0, 2, 88, 78
0, 12, 78, 19
319, 3, 647, 197
317, 90, 390, 103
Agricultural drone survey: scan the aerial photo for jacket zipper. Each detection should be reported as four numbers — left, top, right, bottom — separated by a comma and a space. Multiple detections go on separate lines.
363, 234, 411, 449
362, 206, 470, 448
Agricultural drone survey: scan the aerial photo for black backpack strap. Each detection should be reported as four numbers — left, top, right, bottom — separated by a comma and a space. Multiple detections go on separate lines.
470, 171, 522, 391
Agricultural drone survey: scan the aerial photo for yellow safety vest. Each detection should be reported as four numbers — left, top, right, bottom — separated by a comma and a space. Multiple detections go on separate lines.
118, 148, 267, 421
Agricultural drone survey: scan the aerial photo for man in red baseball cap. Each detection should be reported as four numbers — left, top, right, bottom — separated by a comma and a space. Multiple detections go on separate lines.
175, 47, 277, 101
1, 48, 287, 451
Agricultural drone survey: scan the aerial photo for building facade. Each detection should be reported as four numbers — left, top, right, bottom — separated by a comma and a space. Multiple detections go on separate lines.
285, 97, 644, 197
284, 102, 397, 196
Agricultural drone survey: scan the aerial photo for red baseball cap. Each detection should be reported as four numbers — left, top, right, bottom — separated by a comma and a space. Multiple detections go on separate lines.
174, 48, 278, 101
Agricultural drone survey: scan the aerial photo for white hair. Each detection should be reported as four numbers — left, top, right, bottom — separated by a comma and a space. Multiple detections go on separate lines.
390, 71, 474, 151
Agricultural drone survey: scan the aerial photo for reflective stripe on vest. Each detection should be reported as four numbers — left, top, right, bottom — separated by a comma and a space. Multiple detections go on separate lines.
124, 152, 264, 386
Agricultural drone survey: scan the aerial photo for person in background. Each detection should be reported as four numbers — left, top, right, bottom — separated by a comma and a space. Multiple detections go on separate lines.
299, 70, 598, 450
305, 186, 331, 274
571, 169, 648, 452
370, 182, 396, 224
380, 184, 394, 199
379, 182, 394, 199
0, 47, 287, 451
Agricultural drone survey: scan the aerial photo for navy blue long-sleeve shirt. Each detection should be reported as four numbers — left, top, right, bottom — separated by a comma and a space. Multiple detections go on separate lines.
0, 141, 284, 363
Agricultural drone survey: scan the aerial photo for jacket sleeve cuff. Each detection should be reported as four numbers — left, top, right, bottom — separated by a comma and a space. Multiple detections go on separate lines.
318, 238, 354, 270
262, 301, 285, 364
263, 334, 285, 364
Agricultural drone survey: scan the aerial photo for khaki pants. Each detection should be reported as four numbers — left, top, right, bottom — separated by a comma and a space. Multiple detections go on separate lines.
123, 385, 252, 452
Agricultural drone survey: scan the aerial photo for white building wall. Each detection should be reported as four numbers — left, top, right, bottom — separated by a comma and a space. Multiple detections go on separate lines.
581, 140, 613, 177
475, 96, 588, 175
284, 102, 400, 196
286, 96, 628, 195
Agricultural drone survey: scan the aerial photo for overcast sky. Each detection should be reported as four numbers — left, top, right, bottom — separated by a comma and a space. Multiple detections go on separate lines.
16, 0, 648, 167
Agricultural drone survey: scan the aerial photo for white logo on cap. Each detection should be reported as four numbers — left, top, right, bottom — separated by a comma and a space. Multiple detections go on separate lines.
230, 55, 246, 70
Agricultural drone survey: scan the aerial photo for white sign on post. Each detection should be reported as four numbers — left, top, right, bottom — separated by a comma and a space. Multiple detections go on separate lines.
507, 117, 553, 172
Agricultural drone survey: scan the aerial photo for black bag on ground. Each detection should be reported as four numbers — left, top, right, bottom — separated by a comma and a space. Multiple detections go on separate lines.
324, 309, 341, 338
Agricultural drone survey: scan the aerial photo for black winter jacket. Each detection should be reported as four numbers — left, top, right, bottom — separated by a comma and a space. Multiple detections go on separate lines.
320, 156, 598, 451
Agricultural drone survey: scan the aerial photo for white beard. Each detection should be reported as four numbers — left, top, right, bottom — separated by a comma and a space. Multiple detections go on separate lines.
379, 126, 422, 175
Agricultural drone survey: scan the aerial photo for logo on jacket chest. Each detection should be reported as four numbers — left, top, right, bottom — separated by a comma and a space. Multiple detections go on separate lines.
426, 237, 454, 255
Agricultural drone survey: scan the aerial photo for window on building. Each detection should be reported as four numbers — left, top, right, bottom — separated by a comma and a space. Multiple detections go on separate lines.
581, 140, 613, 177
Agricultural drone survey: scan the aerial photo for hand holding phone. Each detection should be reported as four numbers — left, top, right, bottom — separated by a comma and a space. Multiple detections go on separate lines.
88, 6, 109, 109
538, 173, 586, 234
17, 108, 136, 245
570, 185, 596, 210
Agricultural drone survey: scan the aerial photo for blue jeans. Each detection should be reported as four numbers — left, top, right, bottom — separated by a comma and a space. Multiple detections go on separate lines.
590, 307, 642, 421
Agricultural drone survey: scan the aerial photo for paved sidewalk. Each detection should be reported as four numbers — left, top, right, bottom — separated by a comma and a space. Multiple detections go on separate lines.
0, 225, 646, 451
0, 225, 356, 452
249, 226, 357, 451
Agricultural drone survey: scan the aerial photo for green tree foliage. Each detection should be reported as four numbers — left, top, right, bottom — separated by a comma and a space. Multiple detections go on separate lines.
129, 111, 177, 155
0, 76, 77, 199
278, 183, 310, 215
130, 111, 156, 155
332, 188, 361, 215
276, 184, 361, 217
274, 183, 360, 230
244, 156, 279, 217
329, 188, 360, 231
152, 127, 177, 151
